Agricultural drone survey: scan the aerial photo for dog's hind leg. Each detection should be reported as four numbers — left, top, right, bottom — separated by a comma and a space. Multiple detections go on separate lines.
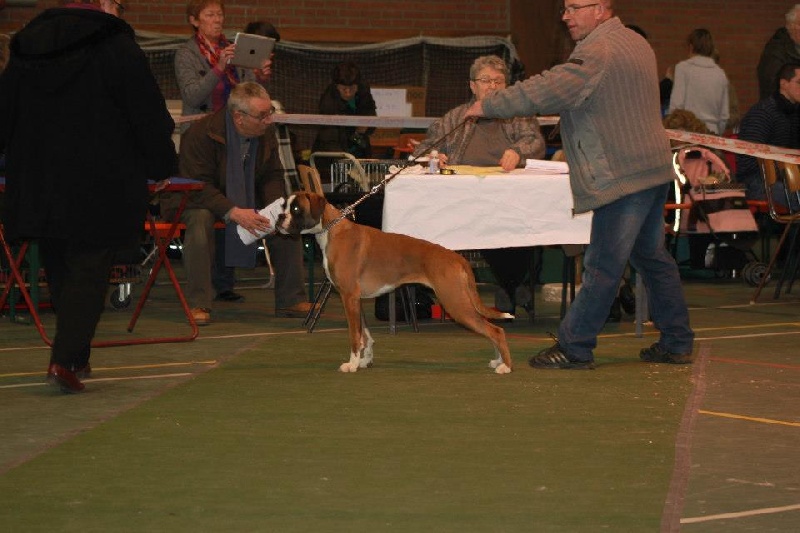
488, 347, 505, 370
444, 303, 513, 374
479, 323, 513, 375
434, 276, 513, 373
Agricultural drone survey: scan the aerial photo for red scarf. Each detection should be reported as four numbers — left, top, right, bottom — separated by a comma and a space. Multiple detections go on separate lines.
195, 33, 240, 111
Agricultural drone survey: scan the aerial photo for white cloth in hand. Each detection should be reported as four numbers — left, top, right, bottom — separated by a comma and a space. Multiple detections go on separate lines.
236, 197, 285, 245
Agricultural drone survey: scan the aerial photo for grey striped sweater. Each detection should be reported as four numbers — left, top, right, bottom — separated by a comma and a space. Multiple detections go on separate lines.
481, 17, 674, 214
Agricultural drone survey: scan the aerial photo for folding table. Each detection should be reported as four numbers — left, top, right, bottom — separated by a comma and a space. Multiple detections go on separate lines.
381, 171, 593, 332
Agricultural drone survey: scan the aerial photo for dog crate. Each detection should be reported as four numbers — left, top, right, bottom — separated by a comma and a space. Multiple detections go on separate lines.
329, 157, 411, 193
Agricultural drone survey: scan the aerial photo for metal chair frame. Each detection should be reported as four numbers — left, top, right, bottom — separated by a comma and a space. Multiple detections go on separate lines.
750, 158, 800, 302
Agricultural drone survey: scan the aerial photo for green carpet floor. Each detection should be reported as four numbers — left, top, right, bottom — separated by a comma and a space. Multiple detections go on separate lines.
1, 270, 799, 531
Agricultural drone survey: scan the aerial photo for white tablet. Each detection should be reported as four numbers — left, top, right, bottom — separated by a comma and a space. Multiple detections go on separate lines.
231, 32, 276, 69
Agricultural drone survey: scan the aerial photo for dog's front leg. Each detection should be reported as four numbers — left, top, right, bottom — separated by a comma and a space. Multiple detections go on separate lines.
339, 294, 365, 373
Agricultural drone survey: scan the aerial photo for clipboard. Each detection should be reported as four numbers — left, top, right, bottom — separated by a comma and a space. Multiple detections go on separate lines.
231, 32, 276, 69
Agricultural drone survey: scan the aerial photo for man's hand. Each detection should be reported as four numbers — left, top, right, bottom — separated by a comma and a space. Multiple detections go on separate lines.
229, 207, 271, 236
464, 100, 485, 119
499, 149, 520, 172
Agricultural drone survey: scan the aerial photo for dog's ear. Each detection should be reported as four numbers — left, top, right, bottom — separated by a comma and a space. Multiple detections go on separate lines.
308, 193, 327, 221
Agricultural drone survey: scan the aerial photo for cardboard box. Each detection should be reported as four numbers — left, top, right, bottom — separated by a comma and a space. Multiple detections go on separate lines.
370, 86, 427, 150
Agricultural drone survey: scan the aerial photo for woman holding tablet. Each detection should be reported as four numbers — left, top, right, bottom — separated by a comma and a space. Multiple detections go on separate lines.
175, 0, 272, 129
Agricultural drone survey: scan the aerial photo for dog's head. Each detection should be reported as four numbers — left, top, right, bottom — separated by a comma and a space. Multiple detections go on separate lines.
277, 192, 328, 235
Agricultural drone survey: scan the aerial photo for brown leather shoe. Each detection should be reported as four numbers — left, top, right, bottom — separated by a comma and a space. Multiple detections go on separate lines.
46, 363, 85, 394
275, 301, 318, 318
190, 307, 211, 326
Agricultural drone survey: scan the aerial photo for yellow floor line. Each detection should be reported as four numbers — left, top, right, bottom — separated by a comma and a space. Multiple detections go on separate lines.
0, 360, 217, 378
681, 502, 800, 524
698, 330, 800, 341
699, 409, 800, 428
0, 372, 193, 389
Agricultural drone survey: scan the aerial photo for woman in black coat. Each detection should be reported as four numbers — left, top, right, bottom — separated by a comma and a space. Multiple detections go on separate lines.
0, 4, 177, 393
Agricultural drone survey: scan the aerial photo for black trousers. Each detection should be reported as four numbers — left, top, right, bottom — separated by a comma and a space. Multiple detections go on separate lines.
481, 246, 539, 299
40, 238, 115, 369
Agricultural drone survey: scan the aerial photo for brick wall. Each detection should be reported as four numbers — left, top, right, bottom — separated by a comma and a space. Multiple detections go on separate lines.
0, 0, 793, 115
616, 0, 789, 121
0, 0, 510, 35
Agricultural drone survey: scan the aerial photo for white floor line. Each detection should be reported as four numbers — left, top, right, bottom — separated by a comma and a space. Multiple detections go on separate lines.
1, 360, 217, 378
0, 372, 192, 389
681, 502, 800, 524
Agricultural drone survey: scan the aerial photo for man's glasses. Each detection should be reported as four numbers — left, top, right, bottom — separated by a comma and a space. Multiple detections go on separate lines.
239, 106, 276, 122
472, 78, 506, 87
559, 3, 599, 16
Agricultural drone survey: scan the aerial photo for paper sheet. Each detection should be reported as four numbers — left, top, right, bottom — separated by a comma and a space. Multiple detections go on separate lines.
236, 198, 286, 245
524, 159, 569, 173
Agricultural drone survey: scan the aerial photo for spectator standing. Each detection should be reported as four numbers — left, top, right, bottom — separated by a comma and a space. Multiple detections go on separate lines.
465, 1, 694, 369
757, 4, 800, 100
174, 0, 271, 127
668, 28, 729, 135
0, 0, 177, 393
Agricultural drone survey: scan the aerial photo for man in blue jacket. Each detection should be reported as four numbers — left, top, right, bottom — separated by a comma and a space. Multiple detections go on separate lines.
737, 62, 800, 209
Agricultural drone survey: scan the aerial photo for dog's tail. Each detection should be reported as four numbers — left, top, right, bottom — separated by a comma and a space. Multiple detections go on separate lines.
463, 265, 515, 321
476, 301, 515, 321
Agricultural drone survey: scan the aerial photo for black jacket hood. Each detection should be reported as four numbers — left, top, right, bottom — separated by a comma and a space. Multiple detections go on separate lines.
9, 8, 133, 92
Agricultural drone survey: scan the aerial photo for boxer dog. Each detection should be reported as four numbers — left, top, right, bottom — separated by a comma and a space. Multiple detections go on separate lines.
277, 192, 513, 374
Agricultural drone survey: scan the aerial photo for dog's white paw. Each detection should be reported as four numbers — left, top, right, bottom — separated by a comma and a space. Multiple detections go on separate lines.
488, 357, 504, 369
339, 362, 358, 373
494, 363, 512, 374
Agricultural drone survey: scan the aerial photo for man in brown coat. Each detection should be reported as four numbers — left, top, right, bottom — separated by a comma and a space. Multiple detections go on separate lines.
161, 82, 311, 325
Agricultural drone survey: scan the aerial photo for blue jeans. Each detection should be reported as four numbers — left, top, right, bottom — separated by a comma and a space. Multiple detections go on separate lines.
558, 183, 694, 361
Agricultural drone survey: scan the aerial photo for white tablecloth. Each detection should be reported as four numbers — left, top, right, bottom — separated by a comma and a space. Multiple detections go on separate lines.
382, 172, 592, 250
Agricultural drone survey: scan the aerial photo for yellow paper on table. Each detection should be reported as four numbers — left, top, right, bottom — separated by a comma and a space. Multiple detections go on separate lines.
446, 165, 505, 176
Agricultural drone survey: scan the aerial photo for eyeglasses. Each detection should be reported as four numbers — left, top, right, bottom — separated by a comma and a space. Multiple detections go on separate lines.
110, 0, 126, 15
471, 78, 506, 87
559, 3, 599, 16
239, 106, 276, 122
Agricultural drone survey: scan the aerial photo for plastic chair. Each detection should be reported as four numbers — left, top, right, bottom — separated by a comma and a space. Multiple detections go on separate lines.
296, 164, 325, 196
293, 164, 325, 301
750, 159, 800, 302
